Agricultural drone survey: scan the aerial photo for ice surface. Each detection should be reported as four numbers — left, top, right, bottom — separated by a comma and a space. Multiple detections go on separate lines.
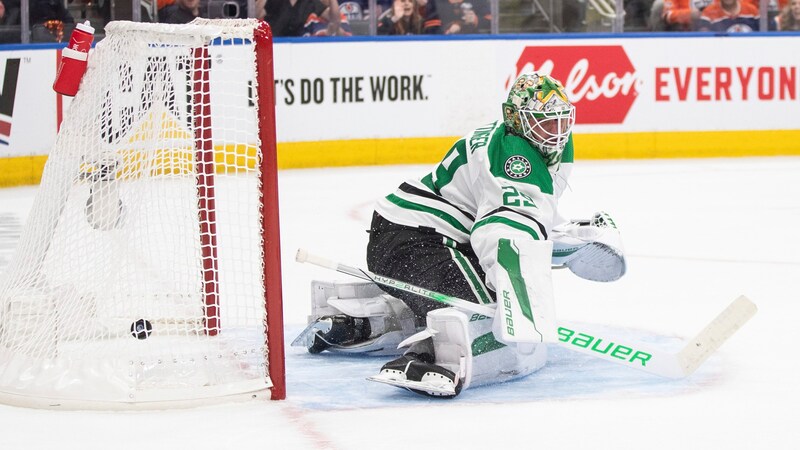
0, 158, 798, 449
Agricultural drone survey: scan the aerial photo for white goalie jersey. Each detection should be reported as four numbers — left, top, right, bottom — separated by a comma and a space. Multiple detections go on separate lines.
375, 120, 574, 291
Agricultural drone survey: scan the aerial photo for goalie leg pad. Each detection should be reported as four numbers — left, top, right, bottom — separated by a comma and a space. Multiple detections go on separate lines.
427, 308, 548, 391
292, 280, 418, 356
368, 308, 548, 396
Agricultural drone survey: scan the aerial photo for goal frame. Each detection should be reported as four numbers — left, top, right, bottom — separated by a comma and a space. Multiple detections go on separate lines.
0, 19, 287, 408
253, 21, 286, 401
187, 19, 287, 402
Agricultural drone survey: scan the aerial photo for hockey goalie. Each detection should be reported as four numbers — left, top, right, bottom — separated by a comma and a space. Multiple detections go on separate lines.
293, 72, 626, 398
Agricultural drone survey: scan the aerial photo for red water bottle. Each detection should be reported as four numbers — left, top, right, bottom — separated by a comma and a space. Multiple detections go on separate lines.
53, 21, 95, 97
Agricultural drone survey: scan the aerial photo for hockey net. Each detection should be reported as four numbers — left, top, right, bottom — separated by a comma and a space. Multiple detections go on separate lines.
0, 19, 285, 408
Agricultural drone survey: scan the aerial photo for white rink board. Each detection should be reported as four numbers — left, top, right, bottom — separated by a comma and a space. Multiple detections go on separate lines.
0, 49, 60, 157
272, 36, 800, 140
0, 35, 798, 156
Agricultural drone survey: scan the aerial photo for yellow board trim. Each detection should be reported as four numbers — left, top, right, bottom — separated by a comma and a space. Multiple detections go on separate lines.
0, 155, 49, 187
3, 130, 800, 187
573, 129, 800, 159
277, 130, 800, 168
276, 137, 457, 169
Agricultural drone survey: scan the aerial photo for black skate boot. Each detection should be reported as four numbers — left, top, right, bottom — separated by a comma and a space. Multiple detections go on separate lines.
368, 352, 462, 398
307, 315, 372, 354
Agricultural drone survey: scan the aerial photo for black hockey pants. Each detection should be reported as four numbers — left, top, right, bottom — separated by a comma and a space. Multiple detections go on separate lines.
366, 212, 495, 326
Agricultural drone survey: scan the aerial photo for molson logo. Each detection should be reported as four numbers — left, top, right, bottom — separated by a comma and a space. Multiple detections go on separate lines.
0, 58, 20, 145
509, 46, 638, 124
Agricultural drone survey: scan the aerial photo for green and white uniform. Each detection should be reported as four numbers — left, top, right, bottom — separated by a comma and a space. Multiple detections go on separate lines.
374, 120, 573, 292
365, 73, 587, 397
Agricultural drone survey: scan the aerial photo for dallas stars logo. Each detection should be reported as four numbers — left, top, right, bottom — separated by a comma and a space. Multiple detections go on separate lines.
504, 155, 531, 179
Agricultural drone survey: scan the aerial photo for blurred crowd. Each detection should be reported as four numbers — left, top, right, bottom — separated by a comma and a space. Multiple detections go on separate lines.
0, 0, 798, 44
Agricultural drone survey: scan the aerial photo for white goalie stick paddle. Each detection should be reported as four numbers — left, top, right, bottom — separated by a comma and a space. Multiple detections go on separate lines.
296, 249, 757, 379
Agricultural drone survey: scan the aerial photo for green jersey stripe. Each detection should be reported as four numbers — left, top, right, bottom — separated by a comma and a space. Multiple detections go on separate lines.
386, 194, 471, 234
472, 216, 541, 241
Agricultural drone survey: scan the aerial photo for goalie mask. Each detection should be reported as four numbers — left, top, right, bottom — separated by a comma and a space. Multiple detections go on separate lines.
503, 73, 575, 165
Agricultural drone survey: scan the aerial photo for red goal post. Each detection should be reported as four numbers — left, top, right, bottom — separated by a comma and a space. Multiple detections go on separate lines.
0, 19, 285, 408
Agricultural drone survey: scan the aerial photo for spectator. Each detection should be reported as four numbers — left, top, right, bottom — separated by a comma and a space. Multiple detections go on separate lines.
0, 0, 18, 25
158, 0, 200, 23
562, 0, 587, 32
0, 0, 20, 44
28, 0, 74, 42
265, 0, 322, 36
743, 0, 787, 12
338, 0, 437, 27
157, 0, 176, 10
338, 1, 364, 21
335, 0, 392, 19
29, 0, 73, 24
776, 0, 800, 29
740, 0, 786, 29
303, 0, 353, 35
650, 0, 711, 30
625, 0, 655, 31
438, 0, 490, 34
255, 0, 266, 18
368, 0, 440, 33
697, 0, 759, 31
417, 0, 441, 33
377, 0, 423, 35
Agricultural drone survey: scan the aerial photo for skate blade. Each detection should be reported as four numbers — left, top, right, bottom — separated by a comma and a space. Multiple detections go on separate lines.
366, 374, 456, 396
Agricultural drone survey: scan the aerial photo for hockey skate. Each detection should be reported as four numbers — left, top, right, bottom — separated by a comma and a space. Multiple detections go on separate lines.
295, 314, 371, 354
291, 280, 419, 356
367, 353, 462, 398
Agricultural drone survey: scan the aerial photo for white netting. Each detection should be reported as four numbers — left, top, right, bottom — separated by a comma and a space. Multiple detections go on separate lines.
0, 19, 277, 408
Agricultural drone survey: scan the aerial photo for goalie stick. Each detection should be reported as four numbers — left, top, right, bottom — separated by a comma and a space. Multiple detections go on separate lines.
296, 248, 757, 379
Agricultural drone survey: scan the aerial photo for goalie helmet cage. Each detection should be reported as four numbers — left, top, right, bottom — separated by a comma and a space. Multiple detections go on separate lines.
0, 19, 286, 408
